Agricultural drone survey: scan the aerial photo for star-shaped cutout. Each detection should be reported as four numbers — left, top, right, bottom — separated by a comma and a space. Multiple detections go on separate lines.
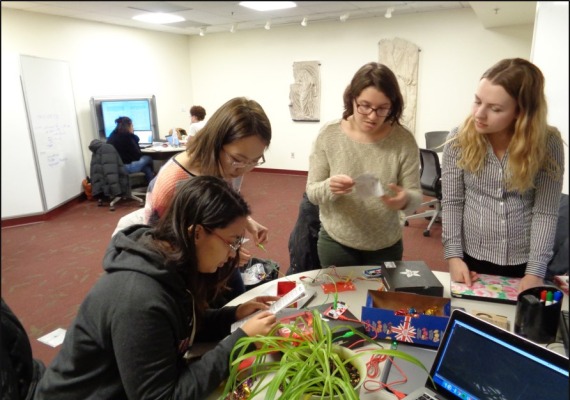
400, 269, 420, 278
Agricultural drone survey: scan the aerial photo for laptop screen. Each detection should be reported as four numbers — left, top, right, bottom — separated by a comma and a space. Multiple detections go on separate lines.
429, 311, 568, 400
135, 130, 153, 146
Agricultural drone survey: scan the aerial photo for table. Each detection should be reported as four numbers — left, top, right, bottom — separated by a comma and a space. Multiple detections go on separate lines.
141, 145, 184, 171
209, 266, 568, 400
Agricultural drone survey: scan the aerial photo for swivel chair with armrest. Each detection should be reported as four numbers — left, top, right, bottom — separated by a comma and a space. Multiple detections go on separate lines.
88, 139, 146, 211
425, 131, 449, 153
404, 148, 442, 237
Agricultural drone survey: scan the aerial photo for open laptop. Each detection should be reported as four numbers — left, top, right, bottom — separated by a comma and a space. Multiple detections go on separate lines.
135, 130, 153, 148
450, 274, 520, 305
402, 309, 569, 400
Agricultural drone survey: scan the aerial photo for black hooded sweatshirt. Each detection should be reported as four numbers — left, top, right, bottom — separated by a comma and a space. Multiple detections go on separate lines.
34, 225, 247, 400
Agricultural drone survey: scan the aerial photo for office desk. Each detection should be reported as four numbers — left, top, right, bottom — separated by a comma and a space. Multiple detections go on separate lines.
141, 145, 184, 172
208, 266, 567, 400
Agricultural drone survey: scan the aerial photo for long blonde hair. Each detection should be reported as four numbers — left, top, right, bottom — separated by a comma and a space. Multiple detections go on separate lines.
454, 58, 562, 193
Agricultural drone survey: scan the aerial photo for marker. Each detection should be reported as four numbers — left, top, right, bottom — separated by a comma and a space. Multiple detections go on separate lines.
545, 291, 553, 306
553, 291, 562, 304
540, 290, 547, 303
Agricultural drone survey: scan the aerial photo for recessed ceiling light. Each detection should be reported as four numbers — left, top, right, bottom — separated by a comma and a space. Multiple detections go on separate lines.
133, 13, 184, 24
239, 1, 296, 12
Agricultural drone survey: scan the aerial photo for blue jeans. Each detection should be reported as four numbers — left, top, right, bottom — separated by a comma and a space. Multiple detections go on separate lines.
124, 155, 154, 183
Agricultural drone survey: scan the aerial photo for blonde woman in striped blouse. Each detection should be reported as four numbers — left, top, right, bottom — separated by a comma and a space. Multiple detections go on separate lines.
442, 58, 564, 293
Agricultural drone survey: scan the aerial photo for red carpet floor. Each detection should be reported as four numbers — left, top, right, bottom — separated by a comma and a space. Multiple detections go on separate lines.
1, 170, 445, 366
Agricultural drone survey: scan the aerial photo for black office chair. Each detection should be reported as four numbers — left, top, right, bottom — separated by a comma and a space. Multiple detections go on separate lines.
425, 131, 449, 153
88, 139, 145, 211
404, 148, 442, 237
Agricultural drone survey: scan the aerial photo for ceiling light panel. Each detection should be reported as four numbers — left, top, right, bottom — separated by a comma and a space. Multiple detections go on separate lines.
239, 2, 296, 12
132, 13, 184, 24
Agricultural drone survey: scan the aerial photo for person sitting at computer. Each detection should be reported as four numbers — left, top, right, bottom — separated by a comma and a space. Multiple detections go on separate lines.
189, 105, 206, 138
107, 116, 155, 184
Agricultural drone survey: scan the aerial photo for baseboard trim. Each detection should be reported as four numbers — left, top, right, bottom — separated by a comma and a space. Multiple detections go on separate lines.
1, 195, 86, 229
2, 169, 306, 228
252, 168, 308, 176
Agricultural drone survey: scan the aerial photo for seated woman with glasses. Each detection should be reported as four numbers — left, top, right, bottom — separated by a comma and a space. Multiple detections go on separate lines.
306, 62, 422, 268
144, 97, 271, 303
35, 176, 279, 400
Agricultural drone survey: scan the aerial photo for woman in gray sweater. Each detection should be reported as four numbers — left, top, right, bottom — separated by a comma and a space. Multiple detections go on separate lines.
307, 62, 422, 267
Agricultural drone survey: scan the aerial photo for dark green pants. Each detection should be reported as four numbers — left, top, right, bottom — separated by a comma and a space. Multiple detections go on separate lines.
317, 228, 403, 267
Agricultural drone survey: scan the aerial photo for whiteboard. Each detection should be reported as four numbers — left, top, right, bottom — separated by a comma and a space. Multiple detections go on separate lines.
20, 55, 86, 211
1, 52, 44, 218
531, 2, 569, 194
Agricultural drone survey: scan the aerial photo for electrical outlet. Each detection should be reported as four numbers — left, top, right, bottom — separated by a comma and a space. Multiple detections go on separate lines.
291, 152, 295, 159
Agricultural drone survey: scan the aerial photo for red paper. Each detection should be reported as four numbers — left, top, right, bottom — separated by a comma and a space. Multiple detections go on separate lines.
321, 281, 355, 294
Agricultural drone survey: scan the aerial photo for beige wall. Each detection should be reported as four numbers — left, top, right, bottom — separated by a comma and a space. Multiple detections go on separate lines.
2, 7, 533, 175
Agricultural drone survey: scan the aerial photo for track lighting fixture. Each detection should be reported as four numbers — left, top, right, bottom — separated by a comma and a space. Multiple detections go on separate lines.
385, 8, 394, 18
340, 13, 349, 22
301, 17, 308, 27
199, 27, 206, 36
265, 20, 271, 30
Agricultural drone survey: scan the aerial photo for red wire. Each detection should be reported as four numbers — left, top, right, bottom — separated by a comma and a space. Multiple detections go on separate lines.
362, 355, 409, 398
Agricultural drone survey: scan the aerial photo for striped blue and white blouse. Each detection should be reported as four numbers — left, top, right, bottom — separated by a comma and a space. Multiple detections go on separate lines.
441, 127, 564, 279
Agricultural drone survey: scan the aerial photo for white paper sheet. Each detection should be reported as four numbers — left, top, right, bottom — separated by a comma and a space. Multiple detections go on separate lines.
353, 173, 384, 198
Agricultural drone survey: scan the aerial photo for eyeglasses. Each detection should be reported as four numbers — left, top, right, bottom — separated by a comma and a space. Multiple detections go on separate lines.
355, 102, 391, 117
207, 228, 243, 254
224, 151, 265, 169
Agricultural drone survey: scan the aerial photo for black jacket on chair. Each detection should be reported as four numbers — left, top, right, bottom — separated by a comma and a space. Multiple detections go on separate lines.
89, 139, 131, 200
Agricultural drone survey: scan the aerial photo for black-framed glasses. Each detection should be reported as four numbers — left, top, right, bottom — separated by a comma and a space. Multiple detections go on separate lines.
224, 151, 265, 169
355, 102, 391, 117
207, 228, 243, 253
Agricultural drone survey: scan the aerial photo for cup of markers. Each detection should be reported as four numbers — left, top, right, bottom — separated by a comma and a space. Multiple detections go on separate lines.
514, 286, 564, 344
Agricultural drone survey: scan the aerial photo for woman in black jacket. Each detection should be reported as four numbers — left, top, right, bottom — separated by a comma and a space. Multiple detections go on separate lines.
107, 116, 154, 183
34, 176, 278, 399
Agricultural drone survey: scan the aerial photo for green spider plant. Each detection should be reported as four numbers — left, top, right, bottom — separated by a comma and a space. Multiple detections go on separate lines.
221, 309, 429, 400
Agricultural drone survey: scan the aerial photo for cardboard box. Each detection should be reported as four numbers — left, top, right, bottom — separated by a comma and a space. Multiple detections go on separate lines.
361, 290, 451, 348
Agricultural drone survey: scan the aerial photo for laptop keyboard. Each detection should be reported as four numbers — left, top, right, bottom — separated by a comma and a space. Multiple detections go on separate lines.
414, 394, 437, 400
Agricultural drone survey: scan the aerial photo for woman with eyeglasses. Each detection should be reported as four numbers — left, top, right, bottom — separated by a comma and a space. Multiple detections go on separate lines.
35, 176, 279, 400
144, 97, 271, 302
306, 62, 422, 267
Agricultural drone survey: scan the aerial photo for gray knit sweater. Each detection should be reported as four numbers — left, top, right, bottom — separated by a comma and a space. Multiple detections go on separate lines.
307, 119, 422, 251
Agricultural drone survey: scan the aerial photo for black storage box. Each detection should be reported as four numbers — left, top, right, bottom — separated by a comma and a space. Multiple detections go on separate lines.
380, 261, 443, 297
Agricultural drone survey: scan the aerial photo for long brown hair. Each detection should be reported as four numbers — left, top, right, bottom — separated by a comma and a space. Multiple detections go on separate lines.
185, 97, 272, 177
455, 58, 562, 192
148, 176, 250, 315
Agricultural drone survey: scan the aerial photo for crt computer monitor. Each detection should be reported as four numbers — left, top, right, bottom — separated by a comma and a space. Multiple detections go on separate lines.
100, 99, 151, 137
89, 95, 159, 141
